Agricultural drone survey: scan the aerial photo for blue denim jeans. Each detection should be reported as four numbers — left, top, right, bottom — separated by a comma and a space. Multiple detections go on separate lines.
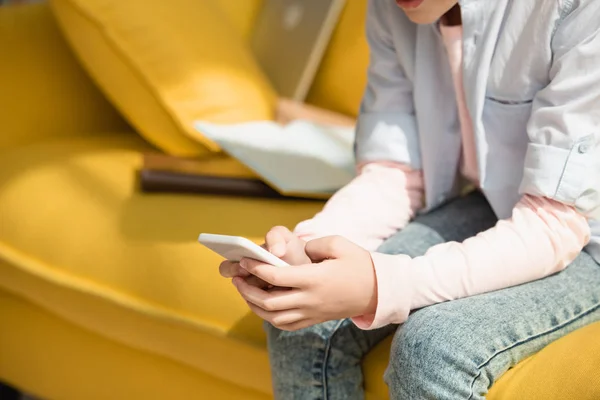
265, 192, 600, 399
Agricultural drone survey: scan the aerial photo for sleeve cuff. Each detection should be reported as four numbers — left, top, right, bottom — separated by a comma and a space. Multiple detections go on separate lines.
351, 252, 414, 330
519, 137, 600, 219
355, 112, 421, 169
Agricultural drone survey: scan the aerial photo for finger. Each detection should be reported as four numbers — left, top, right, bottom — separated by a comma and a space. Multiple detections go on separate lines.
245, 302, 306, 327
239, 258, 310, 287
243, 275, 271, 290
234, 277, 306, 311
277, 319, 317, 332
219, 260, 249, 278
265, 226, 293, 257
304, 236, 353, 262
284, 237, 310, 266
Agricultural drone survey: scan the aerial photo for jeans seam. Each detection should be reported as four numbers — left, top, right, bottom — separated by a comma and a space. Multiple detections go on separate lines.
321, 319, 348, 400
466, 301, 600, 400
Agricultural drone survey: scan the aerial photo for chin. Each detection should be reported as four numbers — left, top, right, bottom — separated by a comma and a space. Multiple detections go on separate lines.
403, 11, 441, 24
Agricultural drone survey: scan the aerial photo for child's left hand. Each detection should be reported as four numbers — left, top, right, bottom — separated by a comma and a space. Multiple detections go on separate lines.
232, 236, 378, 331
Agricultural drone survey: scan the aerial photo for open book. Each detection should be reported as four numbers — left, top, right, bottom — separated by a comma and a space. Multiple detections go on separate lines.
193, 120, 356, 198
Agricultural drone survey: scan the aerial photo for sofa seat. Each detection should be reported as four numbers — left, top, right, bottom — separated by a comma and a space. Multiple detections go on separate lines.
0, 133, 599, 400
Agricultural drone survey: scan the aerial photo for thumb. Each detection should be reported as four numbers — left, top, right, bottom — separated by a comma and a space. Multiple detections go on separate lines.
304, 236, 351, 262
265, 226, 293, 257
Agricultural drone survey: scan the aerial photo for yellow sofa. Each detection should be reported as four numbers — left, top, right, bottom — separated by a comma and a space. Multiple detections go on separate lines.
0, 2, 599, 400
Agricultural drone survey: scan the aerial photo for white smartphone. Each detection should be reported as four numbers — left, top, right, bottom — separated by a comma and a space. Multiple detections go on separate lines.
198, 233, 290, 268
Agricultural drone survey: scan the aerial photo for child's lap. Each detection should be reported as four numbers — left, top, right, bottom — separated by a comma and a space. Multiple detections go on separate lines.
381, 246, 600, 398
380, 191, 600, 364
387, 248, 600, 370
268, 191, 600, 385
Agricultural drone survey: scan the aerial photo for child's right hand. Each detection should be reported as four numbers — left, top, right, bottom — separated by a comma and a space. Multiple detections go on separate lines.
219, 226, 310, 289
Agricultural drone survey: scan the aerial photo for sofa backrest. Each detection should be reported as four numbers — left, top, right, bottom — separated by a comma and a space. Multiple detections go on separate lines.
217, 0, 264, 40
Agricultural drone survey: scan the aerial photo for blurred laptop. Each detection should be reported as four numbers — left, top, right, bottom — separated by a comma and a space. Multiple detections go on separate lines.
250, 0, 346, 101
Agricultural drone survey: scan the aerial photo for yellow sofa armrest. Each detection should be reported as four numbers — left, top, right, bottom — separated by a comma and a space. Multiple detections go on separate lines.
0, 2, 129, 152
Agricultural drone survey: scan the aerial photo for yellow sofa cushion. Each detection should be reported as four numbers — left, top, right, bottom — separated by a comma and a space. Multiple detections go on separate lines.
0, 133, 321, 396
0, 135, 598, 399
0, 290, 268, 400
48, 0, 276, 156
489, 320, 600, 399
0, 2, 129, 152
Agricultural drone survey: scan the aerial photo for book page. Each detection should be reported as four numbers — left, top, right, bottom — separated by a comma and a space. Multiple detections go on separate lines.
194, 120, 356, 195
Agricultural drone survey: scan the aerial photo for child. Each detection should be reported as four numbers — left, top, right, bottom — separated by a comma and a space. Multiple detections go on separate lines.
220, 0, 600, 398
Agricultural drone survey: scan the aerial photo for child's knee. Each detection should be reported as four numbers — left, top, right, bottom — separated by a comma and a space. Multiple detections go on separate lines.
385, 306, 483, 399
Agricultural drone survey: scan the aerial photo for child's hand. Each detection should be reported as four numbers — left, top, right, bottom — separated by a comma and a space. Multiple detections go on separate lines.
232, 236, 378, 331
219, 226, 309, 289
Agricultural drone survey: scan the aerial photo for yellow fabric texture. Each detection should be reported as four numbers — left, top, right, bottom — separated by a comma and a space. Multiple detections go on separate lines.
217, 0, 264, 40
0, 3, 129, 152
0, 291, 268, 400
48, 0, 276, 156
305, 0, 370, 117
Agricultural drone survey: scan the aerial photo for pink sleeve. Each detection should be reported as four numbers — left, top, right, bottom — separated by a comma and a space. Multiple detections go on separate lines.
293, 162, 425, 251
353, 195, 591, 329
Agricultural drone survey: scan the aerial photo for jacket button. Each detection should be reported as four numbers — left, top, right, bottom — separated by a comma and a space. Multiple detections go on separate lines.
578, 142, 591, 154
